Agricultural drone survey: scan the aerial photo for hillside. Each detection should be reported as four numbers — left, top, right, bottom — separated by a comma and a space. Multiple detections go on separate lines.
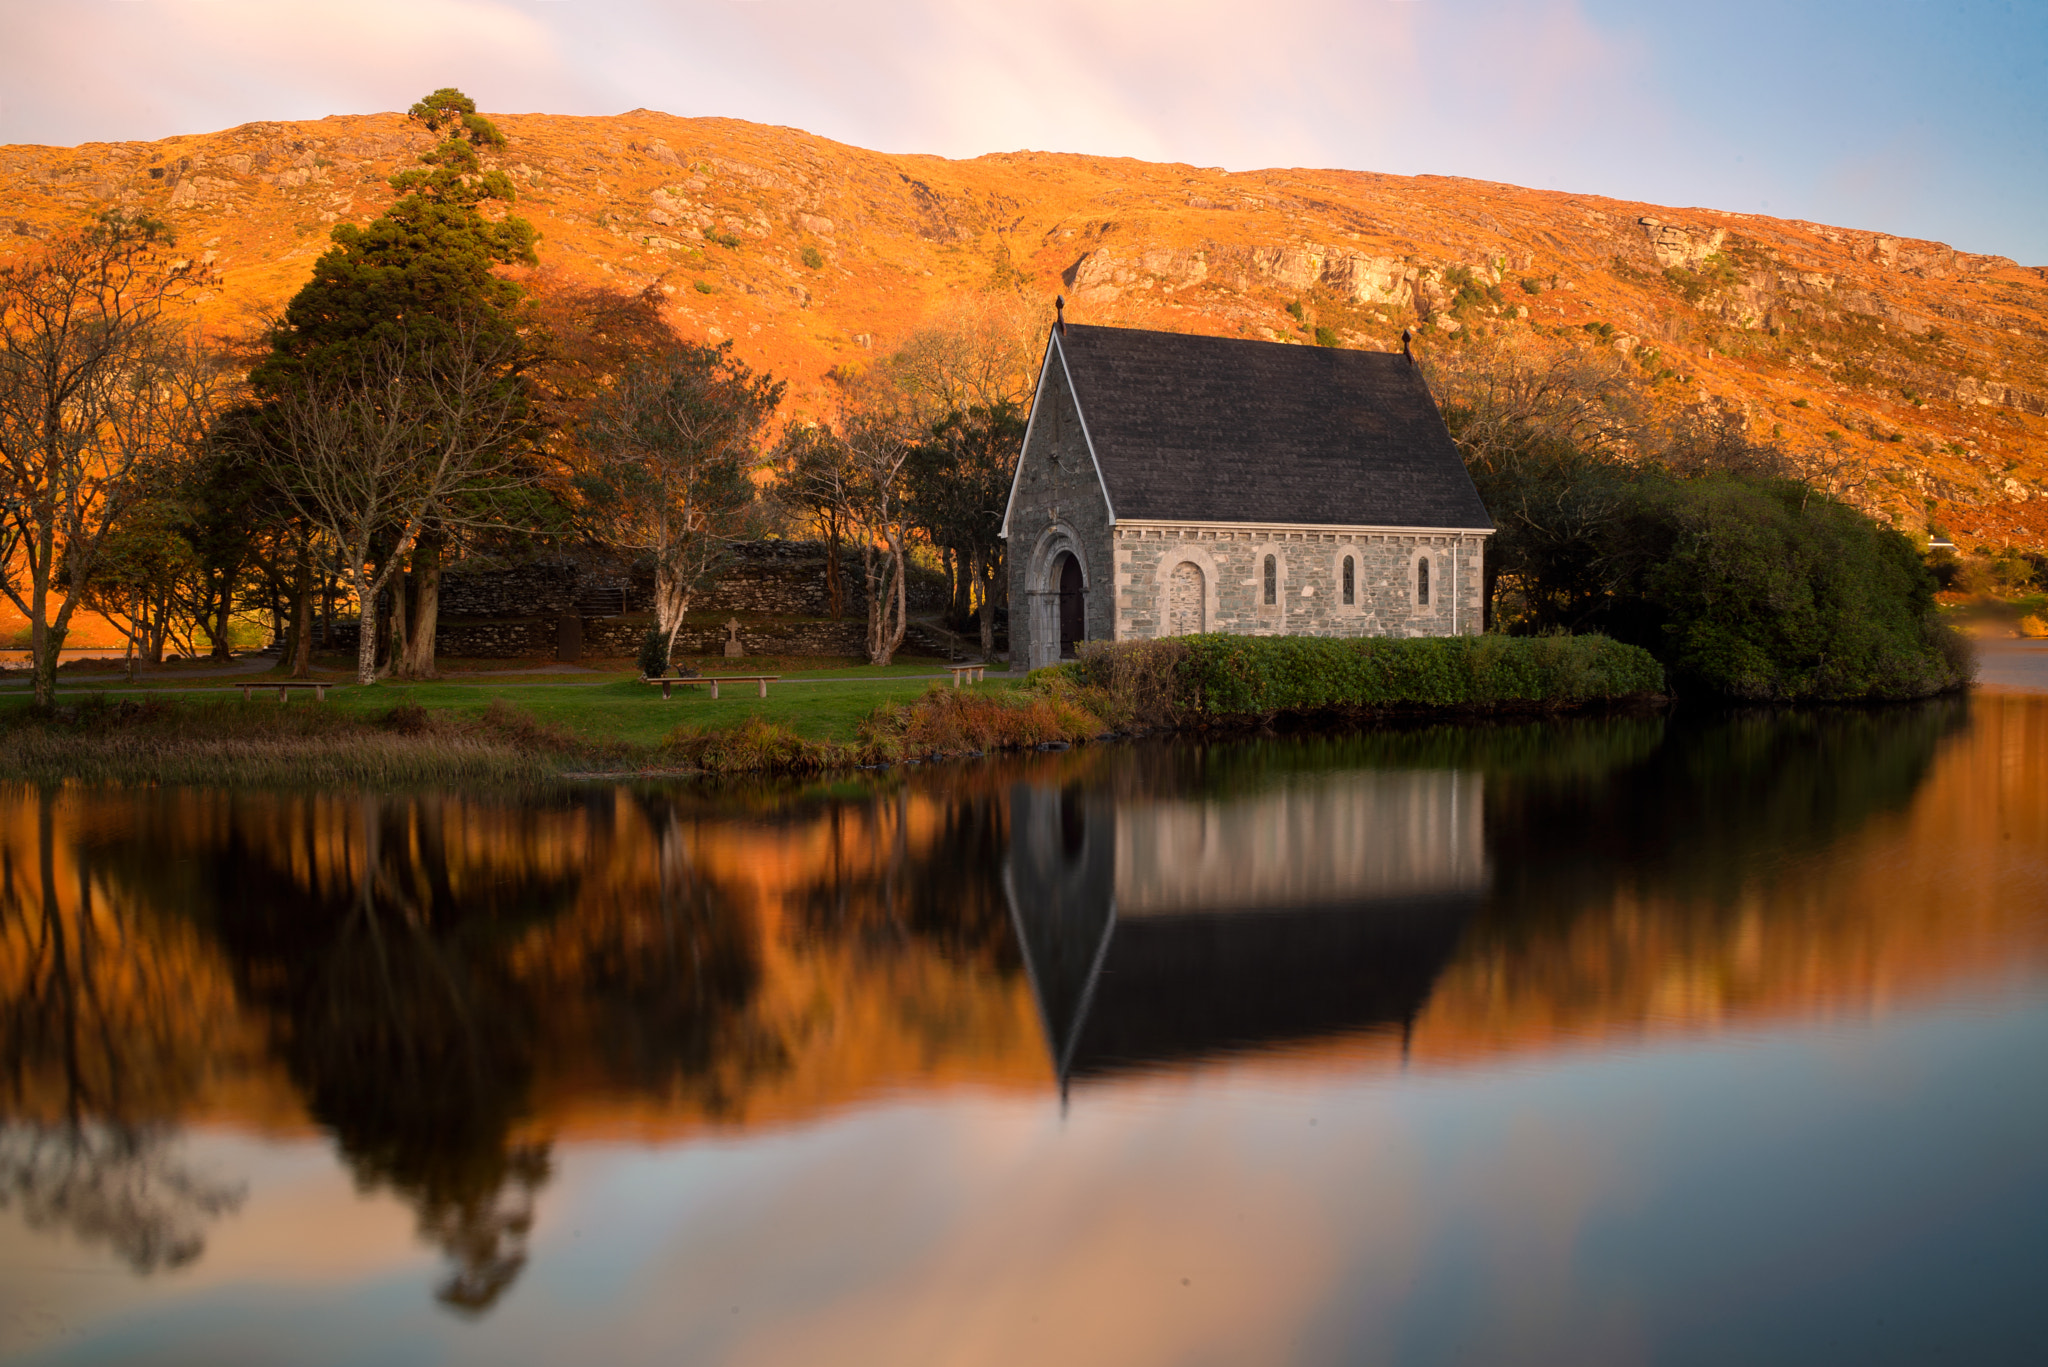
3, 107, 2046, 550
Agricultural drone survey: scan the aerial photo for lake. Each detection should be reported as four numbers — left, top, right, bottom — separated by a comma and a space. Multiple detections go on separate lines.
2, 691, 2045, 1366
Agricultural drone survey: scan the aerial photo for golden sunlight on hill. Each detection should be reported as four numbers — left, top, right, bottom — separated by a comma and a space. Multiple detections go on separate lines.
3, 109, 2044, 547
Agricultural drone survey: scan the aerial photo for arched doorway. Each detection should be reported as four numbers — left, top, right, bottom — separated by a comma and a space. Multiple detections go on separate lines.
1055, 552, 1085, 658
1167, 561, 1205, 635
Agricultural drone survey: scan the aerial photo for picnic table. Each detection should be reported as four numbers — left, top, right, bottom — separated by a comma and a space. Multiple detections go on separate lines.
947, 663, 989, 687
643, 674, 780, 700
238, 681, 329, 702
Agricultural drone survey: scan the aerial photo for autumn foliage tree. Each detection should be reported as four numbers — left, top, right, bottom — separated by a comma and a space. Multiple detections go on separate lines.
0, 215, 230, 705
574, 341, 783, 671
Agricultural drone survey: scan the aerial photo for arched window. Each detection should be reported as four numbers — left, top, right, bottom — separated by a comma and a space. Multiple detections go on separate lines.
1417, 557, 1431, 607
1263, 554, 1277, 605
1342, 556, 1356, 605
1168, 561, 1205, 635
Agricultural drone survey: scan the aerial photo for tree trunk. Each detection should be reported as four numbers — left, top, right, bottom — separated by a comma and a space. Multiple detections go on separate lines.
399, 532, 441, 679
868, 535, 909, 666
863, 539, 884, 664
824, 517, 844, 620
210, 579, 234, 661
975, 550, 995, 660
28, 529, 59, 710
376, 583, 399, 679
290, 538, 315, 678
891, 539, 908, 661
354, 575, 380, 686
952, 547, 973, 625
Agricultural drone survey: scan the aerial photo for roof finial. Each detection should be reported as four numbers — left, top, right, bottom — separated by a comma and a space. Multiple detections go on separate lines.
1401, 327, 1413, 360
1055, 294, 1066, 336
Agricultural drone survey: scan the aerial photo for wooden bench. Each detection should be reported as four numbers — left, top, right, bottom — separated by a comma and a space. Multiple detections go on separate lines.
238, 681, 329, 702
643, 674, 780, 700
947, 663, 989, 687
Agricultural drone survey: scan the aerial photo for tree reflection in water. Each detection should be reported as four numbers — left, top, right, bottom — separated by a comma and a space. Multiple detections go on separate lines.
170, 794, 580, 1313
0, 692, 2022, 1328
0, 789, 246, 1273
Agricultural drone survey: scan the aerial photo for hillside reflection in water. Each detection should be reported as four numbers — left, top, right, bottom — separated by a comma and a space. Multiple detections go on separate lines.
2, 693, 2045, 1365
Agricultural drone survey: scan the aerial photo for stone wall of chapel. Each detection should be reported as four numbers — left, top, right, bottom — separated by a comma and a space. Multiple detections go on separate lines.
1005, 352, 1117, 668
1113, 526, 1487, 640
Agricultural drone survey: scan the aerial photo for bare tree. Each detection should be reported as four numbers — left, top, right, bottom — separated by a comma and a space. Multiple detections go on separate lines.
262, 323, 536, 685
770, 421, 855, 619
574, 341, 782, 670
836, 376, 920, 665
883, 292, 1040, 423
1419, 331, 1646, 477
0, 216, 223, 706
1783, 437, 1873, 510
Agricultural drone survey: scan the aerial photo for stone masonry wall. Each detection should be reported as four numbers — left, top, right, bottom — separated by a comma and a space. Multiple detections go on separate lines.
327, 613, 956, 661
1005, 351, 1118, 670
437, 542, 947, 621
1112, 524, 1487, 640
437, 560, 584, 617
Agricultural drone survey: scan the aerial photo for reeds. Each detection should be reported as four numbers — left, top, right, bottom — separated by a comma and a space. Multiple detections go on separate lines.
859, 680, 1113, 757
0, 696, 601, 787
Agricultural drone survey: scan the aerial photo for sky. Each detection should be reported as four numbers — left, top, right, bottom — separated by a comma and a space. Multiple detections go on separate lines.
2, 0, 2044, 263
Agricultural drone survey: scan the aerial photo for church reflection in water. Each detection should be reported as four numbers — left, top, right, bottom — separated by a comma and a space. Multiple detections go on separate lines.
6, 691, 2045, 1328
1005, 768, 1486, 1087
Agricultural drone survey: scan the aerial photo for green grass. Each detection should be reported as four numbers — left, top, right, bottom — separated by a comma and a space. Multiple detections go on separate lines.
0, 657, 1023, 749
341, 673, 1022, 746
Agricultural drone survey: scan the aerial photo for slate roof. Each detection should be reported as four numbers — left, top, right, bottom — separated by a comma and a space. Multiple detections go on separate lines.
1052, 323, 1493, 530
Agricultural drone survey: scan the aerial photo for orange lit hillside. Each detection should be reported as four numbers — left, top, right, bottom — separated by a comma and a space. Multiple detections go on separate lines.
2, 109, 2044, 548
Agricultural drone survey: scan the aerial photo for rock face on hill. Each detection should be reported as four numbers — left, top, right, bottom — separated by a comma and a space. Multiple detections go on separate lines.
3, 108, 2044, 547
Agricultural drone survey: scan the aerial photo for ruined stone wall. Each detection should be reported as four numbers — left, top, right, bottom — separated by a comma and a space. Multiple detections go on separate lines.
326, 612, 956, 661
437, 560, 585, 617
435, 541, 947, 621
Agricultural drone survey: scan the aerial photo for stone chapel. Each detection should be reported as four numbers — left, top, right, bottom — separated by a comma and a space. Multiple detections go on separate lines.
1001, 319, 1496, 670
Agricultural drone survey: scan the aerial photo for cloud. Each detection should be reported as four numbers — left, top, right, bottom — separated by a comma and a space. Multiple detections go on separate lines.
0, 0, 590, 145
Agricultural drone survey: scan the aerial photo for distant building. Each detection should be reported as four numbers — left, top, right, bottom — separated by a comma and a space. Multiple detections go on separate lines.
1001, 320, 1495, 669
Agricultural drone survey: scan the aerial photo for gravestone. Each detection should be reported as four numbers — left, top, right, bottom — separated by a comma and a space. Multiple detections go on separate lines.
723, 618, 744, 658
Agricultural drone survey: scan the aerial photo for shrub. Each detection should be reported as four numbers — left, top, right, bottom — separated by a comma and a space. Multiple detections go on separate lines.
801, 246, 824, 269
1313, 326, 1339, 348
1600, 477, 1969, 701
1071, 633, 1663, 718
638, 627, 670, 679
662, 715, 845, 773
863, 681, 1111, 755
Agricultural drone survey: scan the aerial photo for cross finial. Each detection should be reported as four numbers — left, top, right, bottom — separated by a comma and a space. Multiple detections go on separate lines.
1401, 327, 1413, 359
1055, 294, 1066, 335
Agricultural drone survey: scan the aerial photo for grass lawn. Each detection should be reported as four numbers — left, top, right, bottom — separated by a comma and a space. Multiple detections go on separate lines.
2, 654, 1026, 748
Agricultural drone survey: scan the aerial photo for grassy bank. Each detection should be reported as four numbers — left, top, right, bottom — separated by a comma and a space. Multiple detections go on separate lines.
0, 636, 1665, 785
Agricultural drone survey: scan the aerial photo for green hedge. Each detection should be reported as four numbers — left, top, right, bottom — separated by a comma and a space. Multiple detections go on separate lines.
1069, 633, 1664, 718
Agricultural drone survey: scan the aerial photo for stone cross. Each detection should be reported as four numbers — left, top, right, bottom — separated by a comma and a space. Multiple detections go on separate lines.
723, 617, 744, 658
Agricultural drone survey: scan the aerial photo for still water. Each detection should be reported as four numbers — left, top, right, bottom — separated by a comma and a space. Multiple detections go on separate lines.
2, 694, 2045, 1366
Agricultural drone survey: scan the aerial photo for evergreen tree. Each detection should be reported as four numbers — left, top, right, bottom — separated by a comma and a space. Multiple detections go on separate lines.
253, 88, 543, 681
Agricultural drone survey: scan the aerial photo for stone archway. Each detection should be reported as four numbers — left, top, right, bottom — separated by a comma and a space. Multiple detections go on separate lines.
1167, 561, 1205, 635
1025, 525, 1092, 669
